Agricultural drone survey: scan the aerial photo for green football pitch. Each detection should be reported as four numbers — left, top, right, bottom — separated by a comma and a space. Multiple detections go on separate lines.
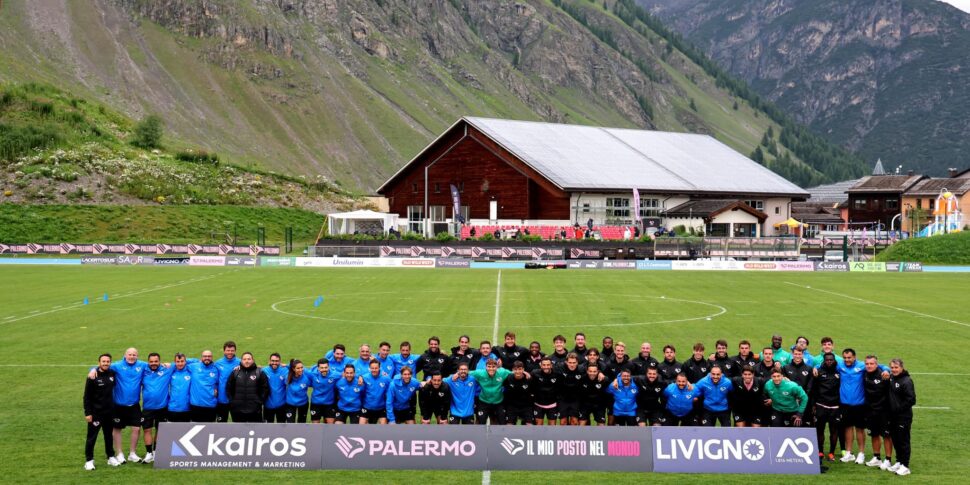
0, 266, 967, 484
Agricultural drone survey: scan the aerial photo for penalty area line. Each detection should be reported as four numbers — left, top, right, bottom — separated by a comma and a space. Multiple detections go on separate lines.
784, 282, 970, 329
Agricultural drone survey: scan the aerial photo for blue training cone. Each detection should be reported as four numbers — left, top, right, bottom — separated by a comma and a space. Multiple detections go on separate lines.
83, 297, 89, 305
103, 293, 109, 302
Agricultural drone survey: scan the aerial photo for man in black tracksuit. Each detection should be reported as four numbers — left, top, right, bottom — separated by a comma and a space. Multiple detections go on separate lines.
415, 337, 450, 379
729, 366, 767, 427
683, 344, 710, 425
448, 336, 474, 377
578, 363, 607, 425
658, 345, 682, 382
633, 367, 666, 426
84, 354, 116, 469
418, 373, 452, 424
497, 332, 528, 371
227, 352, 269, 423
709, 340, 736, 377
863, 355, 893, 468
558, 354, 585, 424
888, 359, 916, 475
503, 362, 534, 425
631, 342, 659, 375
532, 358, 562, 424
732, 340, 760, 375
812, 352, 842, 460
783, 348, 815, 426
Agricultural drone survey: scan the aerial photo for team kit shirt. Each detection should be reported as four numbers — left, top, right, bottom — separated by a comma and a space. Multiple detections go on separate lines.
695, 375, 733, 413
214, 355, 240, 406
663, 383, 697, 418
167, 366, 193, 413
285, 373, 311, 407
606, 379, 638, 417
362, 373, 392, 411
306, 367, 340, 406
447, 375, 479, 418
188, 360, 220, 408
386, 377, 421, 423
390, 353, 419, 377
469, 368, 512, 404
141, 365, 175, 411
262, 365, 288, 410
335, 377, 366, 413
109, 359, 147, 406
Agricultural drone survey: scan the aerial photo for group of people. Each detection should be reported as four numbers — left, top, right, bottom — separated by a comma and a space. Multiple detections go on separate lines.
83, 333, 917, 476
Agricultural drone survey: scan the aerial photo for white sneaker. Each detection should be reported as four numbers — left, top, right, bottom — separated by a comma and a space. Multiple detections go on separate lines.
114, 453, 126, 465
143, 451, 154, 464
888, 462, 901, 472
866, 456, 883, 467
855, 452, 866, 465
107, 456, 121, 467
128, 452, 142, 463
840, 452, 856, 463
880, 459, 891, 470
84, 460, 95, 471
896, 465, 911, 476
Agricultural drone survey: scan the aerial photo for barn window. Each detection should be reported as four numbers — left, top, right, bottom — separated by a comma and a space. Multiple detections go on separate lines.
412, 183, 417, 193
434, 183, 441, 194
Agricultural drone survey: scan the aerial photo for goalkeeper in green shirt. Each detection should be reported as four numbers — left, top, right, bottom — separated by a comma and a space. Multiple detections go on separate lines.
764, 368, 808, 427
469, 359, 513, 424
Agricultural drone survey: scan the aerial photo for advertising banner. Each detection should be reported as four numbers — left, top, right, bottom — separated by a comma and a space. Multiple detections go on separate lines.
0, 243, 280, 256
115, 255, 155, 265
322, 424, 487, 470
189, 256, 226, 267
260, 257, 295, 267
81, 256, 117, 265
672, 261, 743, 271
885, 262, 923, 273
849, 262, 887, 272
774, 261, 815, 272
435, 258, 472, 268
292, 257, 434, 268
637, 260, 672, 270
154, 257, 190, 266
226, 256, 258, 266
567, 260, 602, 269
380, 245, 565, 260
487, 425, 651, 472
652, 427, 818, 474
601, 261, 637, 270
154, 423, 324, 470
814, 261, 848, 272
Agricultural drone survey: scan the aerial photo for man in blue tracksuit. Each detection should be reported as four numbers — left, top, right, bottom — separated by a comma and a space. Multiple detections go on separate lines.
307, 359, 339, 424
374, 342, 396, 378
326, 344, 356, 372
607, 370, 639, 426
446, 363, 479, 424
835, 348, 888, 464
214, 341, 240, 423
334, 364, 366, 424
361, 360, 391, 424
386, 367, 422, 424
188, 350, 220, 422
696, 366, 733, 427
140, 353, 174, 463
262, 353, 288, 423
167, 353, 193, 423
663, 374, 699, 426
107, 347, 147, 464
390, 342, 419, 378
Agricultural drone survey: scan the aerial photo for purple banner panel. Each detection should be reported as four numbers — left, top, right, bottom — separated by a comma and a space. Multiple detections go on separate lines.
652, 426, 818, 475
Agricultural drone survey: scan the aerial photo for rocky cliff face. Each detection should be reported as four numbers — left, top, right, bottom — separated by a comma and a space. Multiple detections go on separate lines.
639, 0, 970, 176
0, 0, 858, 189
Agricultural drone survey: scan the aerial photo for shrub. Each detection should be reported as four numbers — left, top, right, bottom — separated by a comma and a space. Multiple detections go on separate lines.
477, 232, 495, 241
435, 231, 456, 242
401, 232, 424, 241
131, 115, 163, 149
175, 149, 219, 165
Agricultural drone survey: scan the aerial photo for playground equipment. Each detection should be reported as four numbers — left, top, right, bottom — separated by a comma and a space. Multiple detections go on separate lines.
918, 189, 963, 237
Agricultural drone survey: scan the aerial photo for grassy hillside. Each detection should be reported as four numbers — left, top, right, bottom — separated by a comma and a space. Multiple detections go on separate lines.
876, 231, 970, 264
0, 83, 354, 210
0, 204, 324, 248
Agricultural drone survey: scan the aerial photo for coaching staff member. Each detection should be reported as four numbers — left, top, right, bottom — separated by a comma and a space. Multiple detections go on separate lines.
227, 352, 269, 422
888, 358, 916, 476
84, 353, 117, 470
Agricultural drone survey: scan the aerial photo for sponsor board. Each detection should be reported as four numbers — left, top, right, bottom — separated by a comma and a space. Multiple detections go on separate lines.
434, 258, 471, 268
0, 258, 81, 265
672, 261, 743, 271
637, 260, 672, 271
774, 261, 815, 272
567, 260, 602, 269
0, 243, 279, 255
260, 257, 295, 267
652, 427, 818, 474
469, 261, 526, 269
885, 262, 923, 273
569, 248, 602, 259
601, 261, 637, 270
154, 423, 323, 470
189, 256, 227, 267
849, 262, 887, 272
293, 257, 434, 268
323, 425, 486, 470
814, 261, 848, 272
115, 255, 155, 265
81, 256, 117, 265
226, 256, 257, 266
380, 245, 565, 260
487, 425, 651, 472
154, 257, 190, 266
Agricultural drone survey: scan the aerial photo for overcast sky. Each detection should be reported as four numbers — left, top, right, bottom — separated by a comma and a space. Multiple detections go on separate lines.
939, 0, 970, 13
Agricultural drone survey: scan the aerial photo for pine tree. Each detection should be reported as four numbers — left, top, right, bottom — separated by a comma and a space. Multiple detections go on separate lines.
733, 101, 739, 110
689, 98, 698, 112
750, 146, 765, 163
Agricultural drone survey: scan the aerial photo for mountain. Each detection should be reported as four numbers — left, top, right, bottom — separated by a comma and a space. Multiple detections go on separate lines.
638, 0, 970, 177
0, 0, 867, 190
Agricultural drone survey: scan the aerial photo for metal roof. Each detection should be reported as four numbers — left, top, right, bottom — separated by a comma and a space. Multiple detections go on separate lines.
906, 177, 970, 196
463, 117, 809, 197
806, 178, 861, 203
847, 175, 925, 194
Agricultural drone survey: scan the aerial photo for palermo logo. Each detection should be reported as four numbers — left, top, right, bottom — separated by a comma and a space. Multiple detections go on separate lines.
335, 436, 366, 459
500, 438, 525, 456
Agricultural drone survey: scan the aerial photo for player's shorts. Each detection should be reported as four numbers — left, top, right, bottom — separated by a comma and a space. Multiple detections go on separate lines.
702, 410, 731, 427
867, 409, 891, 437
166, 410, 191, 422
558, 400, 581, 419
310, 404, 335, 421
361, 408, 386, 422
613, 415, 638, 426
636, 408, 662, 426
581, 404, 607, 424
814, 404, 841, 425
662, 410, 690, 426
533, 404, 560, 421
263, 406, 287, 423
448, 415, 473, 425
141, 408, 166, 429
841, 404, 868, 428
392, 407, 417, 423
733, 410, 764, 426
420, 407, 448, 422
333, 409, 360, 424
112, 404, 142, 429
505, 405, 533, 424
770, 411, 799, 427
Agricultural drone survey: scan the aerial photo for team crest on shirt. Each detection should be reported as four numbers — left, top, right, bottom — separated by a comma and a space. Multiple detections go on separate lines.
379, 382, 385, 388
874, 379, 881, 384
437, 358, 445, 364
109, 377, 114, 381
674, 368, 681, 373
438, 391, 446, 397
93, 420, 100, 426
522, 384, 529, 389
184, 375, 191, 380
574, 374, 581, 380
157, 371, 165, 376
353, 387, 360, 392
720, 386, 728, 392
209, 372, 216, 377
782, 391, 790, 396
802, 371, 809, 376
250, 375, 257, 380
701, 367, 708, 372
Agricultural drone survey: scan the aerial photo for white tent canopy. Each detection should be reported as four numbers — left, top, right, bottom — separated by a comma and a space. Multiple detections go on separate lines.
327, 210, 399, 236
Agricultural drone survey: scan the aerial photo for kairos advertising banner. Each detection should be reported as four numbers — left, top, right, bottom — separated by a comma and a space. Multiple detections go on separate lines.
487, 425, 651, 472
652, 427, 818, 474
154, 423, 324, 470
